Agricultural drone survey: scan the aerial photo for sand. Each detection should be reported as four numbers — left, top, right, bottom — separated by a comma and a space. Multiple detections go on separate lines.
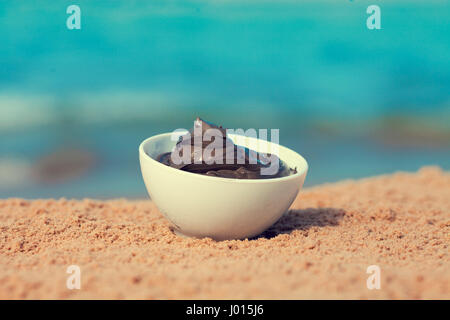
0, 166, 448, 299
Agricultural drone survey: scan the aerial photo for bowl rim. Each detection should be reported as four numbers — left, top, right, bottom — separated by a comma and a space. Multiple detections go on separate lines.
139, 132, 308, 184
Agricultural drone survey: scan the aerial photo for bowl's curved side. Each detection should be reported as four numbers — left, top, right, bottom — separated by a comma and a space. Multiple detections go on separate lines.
139, 133, 308, 240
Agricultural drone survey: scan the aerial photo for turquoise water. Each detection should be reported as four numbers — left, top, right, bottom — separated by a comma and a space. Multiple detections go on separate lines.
0, 1, 449, 198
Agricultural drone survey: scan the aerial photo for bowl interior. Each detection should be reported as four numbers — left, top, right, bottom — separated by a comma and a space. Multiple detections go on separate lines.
141, 131, 308, 180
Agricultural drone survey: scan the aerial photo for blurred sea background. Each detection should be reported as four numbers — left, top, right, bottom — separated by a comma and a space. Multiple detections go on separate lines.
0, 0, 449, 199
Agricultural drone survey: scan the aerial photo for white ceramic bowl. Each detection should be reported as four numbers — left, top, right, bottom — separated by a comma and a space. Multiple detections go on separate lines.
139, 132, 308, 240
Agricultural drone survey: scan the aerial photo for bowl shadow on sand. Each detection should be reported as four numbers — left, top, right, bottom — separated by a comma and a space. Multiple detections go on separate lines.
251, 208, 346, 240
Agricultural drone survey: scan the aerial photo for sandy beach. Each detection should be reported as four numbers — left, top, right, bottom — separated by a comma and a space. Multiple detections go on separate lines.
0, 166, 448, 299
